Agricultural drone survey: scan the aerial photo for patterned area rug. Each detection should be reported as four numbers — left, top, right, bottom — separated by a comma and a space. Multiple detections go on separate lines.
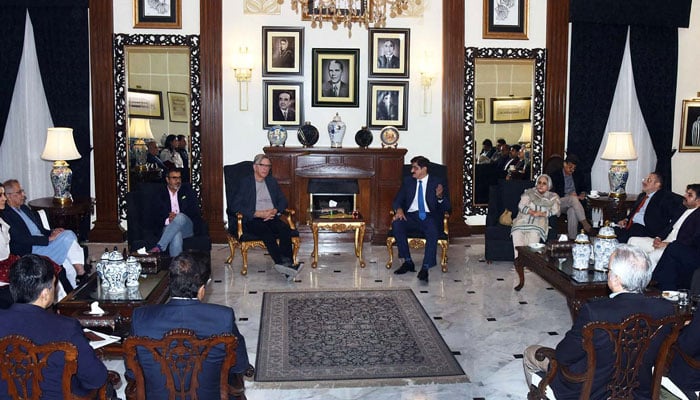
255, 288, 468, 388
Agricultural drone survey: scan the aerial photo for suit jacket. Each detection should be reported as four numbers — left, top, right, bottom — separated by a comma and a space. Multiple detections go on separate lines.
322, 81, 349, 97
130, 299, 250, 400
629, 190, 685, 239
151, 183, 204, 235
0, 303, 107, 399
146, 152, 167, 171
0, 205, 51, 256
272, 107, 296, 122
230, 170, 288, 224
377, 55, 400, 68
376, 103, 398, 121
392, 174, 452, 226
669, 308, 700, 391
552, 293, 675, 399
551, 168, 587, 197
674, 207, 700, 250
272, 49, 294, 68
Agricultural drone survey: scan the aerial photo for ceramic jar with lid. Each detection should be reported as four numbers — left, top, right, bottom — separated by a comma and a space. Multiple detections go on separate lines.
572, 230, 591, 270
267, 125, 288, 147
593, 225, 618, 272
327, 113, 346, 148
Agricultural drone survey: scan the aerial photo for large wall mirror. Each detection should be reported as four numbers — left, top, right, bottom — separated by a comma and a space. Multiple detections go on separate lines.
463, 47, 546, 216
114, 34, 201, 219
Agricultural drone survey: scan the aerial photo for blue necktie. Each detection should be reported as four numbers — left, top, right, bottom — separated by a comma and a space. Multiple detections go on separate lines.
418, 180, 426, 220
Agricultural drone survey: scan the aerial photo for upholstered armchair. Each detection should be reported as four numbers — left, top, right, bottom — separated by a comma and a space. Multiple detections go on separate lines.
224, 161, 300, 275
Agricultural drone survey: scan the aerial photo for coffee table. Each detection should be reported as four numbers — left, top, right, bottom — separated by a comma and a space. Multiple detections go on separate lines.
311, 216, 366, 268
514, 246, 609, 319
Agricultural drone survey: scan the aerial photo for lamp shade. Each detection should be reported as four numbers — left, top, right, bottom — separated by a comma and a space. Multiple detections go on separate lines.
128, 118, 155, 140
41, 127, 81, 161
518, 124, 532, 144
601, 131, 637, 160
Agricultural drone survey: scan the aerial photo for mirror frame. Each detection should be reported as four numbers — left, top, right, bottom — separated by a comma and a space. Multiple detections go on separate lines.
113, 34, 201, 219
463, 47, 546, 216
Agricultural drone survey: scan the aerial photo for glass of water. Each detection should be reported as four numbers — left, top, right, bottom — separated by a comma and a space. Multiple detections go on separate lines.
678, 289, 690, 307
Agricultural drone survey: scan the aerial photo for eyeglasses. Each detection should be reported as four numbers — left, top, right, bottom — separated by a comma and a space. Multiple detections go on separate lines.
257, 163, 272, 168
6, 189, 24, 195
642, 177, 656, 183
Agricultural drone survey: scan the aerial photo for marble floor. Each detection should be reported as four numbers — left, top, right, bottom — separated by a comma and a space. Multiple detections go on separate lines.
92, 235, 573, 400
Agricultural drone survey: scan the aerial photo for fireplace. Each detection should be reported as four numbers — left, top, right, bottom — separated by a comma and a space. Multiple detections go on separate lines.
308, 179, 358, 217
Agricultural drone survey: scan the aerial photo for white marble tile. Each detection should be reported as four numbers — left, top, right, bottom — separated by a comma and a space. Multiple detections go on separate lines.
88, 236, 573, 399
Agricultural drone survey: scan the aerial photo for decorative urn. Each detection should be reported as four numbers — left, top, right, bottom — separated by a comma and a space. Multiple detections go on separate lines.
96, 248, 129, 293
297, 121, 319, 147
354, 126, 373, 148
327, 113, 347, 148
593, 224, 618, 272
267, 125, 288, 147
125, 256, 142, 287
572, 230, 592, 270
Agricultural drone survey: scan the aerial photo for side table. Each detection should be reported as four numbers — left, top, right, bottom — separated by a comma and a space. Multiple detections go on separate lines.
587, 194, 637, 226
28, 197, 93, 241
311, 217, 366, 268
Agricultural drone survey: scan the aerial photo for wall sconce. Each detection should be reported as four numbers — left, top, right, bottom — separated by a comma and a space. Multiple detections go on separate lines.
232, 47, 253, 111
601, 131, 638, 198
40, 127, 82, 205
128, 118, 155, 170
419, 52, 437, 114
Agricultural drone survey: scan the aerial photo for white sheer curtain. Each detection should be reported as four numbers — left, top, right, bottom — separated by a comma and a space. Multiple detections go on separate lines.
590, 29, 657, 196
0, 12, 54, 199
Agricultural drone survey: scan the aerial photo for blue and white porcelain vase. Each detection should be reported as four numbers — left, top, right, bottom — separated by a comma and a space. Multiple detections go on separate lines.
267, 125, 288, 147
593, 225, 618, 272
125, 256, 142, 287
327, 113, 346, 148
572, 230, 591, 270
99, 249, 129, 293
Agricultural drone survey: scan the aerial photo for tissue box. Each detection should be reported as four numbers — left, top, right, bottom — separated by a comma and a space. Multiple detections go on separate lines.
130, 253, 171, 274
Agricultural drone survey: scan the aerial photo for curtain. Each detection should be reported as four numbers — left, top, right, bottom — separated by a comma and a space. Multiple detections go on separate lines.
0, 6, 26, 147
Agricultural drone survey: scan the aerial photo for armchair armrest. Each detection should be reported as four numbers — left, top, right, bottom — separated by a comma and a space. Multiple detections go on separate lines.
528, 346, 559, 400
235, 208, 297, 238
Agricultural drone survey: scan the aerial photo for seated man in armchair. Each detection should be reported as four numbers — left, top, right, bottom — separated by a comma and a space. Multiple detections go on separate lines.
391, 156, 451, 282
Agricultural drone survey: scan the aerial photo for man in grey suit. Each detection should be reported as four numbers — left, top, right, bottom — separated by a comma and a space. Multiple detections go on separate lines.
377, 39, 400, 69
321, 60, 349, 97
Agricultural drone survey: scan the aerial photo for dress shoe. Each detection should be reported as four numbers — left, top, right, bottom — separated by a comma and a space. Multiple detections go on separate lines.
149, 246, 161, 253
417, 268, 429, 282
394, 260, 416, 275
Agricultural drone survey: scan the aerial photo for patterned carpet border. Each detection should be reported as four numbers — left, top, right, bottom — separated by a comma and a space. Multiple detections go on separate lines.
255, 288, 469, 388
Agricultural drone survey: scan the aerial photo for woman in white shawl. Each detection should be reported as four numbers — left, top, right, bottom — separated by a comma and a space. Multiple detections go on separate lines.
511, 174, 560, 258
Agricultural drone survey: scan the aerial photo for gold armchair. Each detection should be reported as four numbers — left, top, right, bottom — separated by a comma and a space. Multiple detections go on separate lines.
386, 210, 450, 272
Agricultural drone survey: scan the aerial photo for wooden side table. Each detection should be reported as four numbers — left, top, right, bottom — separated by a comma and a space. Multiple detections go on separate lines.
311, 217, 366, 268
28, 197, 93, 241
587, 194, 638, 225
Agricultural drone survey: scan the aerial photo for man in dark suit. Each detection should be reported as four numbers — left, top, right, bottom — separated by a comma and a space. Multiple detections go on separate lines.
377, 39, 400, 69
229, 154, 302, 280
271, 90, 296, 122
391, 156, 451, 282
550, 154, 593, 239
146, 140, 167, 171
615, 172, 685, 243
271, 37, 294, 68
321, 60, 349, 97
130, 253, 250, 400
523, 245, 675, 399
0, 255, 108, 399
1, 179, 85, 286
649, 184, 700, 290
149, 168, 203, 257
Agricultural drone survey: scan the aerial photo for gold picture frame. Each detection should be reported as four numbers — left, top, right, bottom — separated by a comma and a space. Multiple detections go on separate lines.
483, 0, 528, 40
134, 0, 182, 29
679, 98, 700, 152
490, 97, 531, 123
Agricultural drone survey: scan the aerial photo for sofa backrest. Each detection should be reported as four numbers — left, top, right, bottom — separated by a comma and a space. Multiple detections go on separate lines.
223, 161, 254, 221
486, 179, 534, 227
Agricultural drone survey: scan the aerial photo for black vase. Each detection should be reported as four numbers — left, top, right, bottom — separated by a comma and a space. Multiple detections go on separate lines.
297, 121, 319, 147
354, 126, 373, 148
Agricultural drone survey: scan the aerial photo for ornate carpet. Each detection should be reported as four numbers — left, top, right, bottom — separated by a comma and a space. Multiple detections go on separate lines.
255, 288, 468, 387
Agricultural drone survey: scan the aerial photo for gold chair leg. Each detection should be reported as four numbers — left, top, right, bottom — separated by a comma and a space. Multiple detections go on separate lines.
240, 246, 249, 275
439, 240, 449, 272
291, 237, 301, 264
386, 237, 395, 269
226, 236, 238, 265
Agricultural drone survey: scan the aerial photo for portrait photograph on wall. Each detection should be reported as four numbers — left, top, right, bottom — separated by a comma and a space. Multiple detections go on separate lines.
312, 48, 359, 107
128, 89, 164, 119
368, 28, 410, 78
262, 26, 304, 76
367, 81, 409, 130
263, 81, 303, 129
482, 0, 528, 40
679, 98, 700, 152
133, 0, 182, 29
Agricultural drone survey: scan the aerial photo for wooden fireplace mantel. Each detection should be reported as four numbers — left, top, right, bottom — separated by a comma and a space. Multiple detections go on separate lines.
263, 146, 407, 244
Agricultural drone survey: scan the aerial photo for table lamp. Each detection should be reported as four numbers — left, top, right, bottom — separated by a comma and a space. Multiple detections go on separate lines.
128, 118, 154, 171
518, 123, 532, 147
40, 127, 82, 205
601, 131, 637, 198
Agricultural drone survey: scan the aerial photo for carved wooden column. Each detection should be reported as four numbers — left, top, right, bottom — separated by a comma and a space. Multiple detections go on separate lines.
544, 0, 570, 159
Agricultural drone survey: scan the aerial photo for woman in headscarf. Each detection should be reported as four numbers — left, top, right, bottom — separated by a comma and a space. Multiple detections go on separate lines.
511, 174, 560, 258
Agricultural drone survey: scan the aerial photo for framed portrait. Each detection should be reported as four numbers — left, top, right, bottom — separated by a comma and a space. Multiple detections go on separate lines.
367, 81, 409, 130
167, 92, 189, 123
368, 28, 410, 78
302, 0, 368, 22
263, 81, 304, 129
483, 0, 528, 40
679, 99, 700, 152
127, 89, 164, 119
475, 98, 486, 123
312, 48, 360, 107
262, 26, 304, 76
490, 97, 531, 123
133, 0, 182, 29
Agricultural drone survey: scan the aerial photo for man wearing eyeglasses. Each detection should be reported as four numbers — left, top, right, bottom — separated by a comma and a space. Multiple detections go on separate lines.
0, 179, 85, 287
229, 154, 302, 280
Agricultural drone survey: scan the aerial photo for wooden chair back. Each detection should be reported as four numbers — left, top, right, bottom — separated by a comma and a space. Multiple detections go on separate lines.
123, 328, 239, 400
0, 334, 106, 400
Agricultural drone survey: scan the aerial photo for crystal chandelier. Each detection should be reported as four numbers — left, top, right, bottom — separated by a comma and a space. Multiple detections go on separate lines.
281, 0, 416, 33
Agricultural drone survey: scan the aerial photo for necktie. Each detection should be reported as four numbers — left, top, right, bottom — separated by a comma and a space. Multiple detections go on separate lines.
333, 86, 339, 96
418, 180, 426, 220
283, 111, 287, 120
626, 194, 647, 230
